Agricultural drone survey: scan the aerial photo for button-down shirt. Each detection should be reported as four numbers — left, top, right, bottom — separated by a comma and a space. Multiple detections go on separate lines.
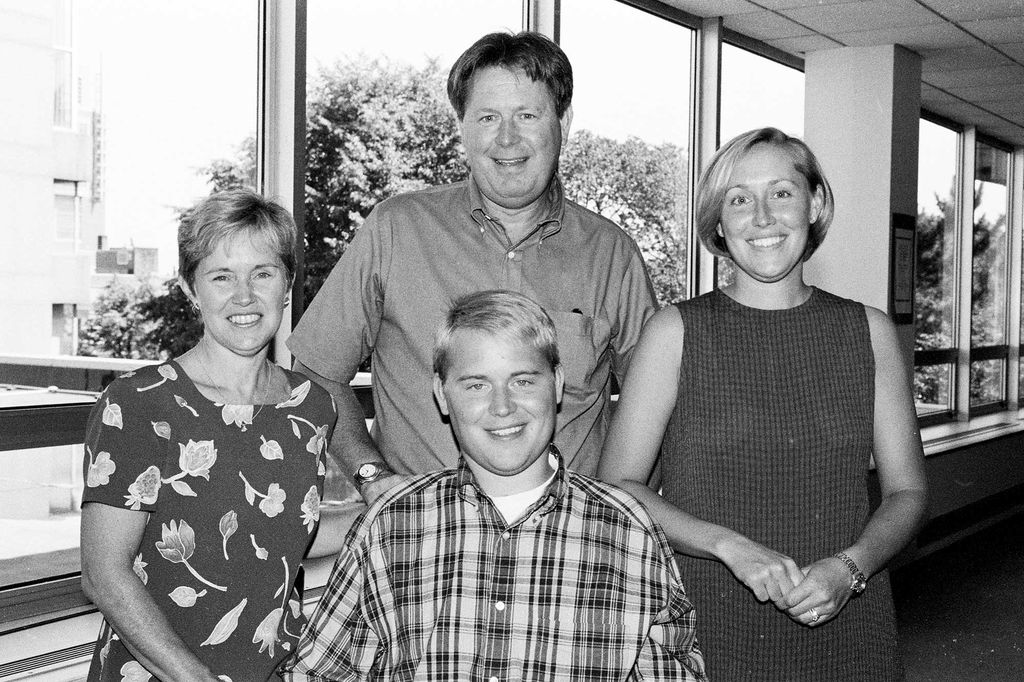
280, 455, 707, 681
287, 176, 657, 477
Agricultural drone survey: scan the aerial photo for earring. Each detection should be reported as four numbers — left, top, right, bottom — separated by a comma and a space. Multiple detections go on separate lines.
189, 300, 200, 315
283, 298, 291, 309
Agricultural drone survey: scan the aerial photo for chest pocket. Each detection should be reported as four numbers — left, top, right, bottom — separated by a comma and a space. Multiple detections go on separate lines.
549, 311, 612, 393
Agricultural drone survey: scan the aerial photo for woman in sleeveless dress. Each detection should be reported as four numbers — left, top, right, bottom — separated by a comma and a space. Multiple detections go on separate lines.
599, 128, 927, 680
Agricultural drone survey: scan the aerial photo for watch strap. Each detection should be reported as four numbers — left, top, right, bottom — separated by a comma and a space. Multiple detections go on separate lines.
833, 551, 867, 593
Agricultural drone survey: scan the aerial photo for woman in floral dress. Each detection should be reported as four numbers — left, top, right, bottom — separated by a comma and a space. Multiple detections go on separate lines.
80, 190, 338, 681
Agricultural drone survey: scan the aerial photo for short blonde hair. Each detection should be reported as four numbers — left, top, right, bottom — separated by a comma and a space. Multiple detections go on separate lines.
433, 290, 559, 382
178, 189, 297, 289
695, 127, 834, 260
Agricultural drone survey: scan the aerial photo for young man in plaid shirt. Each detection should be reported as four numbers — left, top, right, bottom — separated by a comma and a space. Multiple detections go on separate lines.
281, 291, 707, 681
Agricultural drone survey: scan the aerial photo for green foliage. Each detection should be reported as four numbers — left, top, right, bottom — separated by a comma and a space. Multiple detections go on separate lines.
82, 57, 692, 359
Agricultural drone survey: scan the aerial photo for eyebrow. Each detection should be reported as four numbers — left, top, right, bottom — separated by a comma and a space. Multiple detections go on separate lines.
202, 262, 281, 275
453, 369, 544, 382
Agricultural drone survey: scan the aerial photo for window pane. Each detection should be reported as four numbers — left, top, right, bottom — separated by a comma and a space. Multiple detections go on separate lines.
970, 359, 1005, 406
914, 363, 953, 416
720, 43, 804, 143
915, 120, 959, 353
0, 442, 84, 585
561, 0, 693, 305
303, 0, 522, 305
971, 141, 1009, 349
1, 2, 256, 393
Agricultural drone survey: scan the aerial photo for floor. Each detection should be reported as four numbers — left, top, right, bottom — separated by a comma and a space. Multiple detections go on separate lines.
893, 513, 1024, 681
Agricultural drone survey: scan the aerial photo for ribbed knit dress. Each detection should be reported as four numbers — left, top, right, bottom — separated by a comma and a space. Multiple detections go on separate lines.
662, 287, 902, 681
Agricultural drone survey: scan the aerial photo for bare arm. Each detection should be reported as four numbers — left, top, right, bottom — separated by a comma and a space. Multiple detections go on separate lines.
786, 307, 929, 625
599, 308, 803, 608
294, 360, 409, 508
80, 503, 220, 682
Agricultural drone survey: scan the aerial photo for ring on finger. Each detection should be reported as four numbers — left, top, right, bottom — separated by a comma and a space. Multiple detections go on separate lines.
807, 608, 820, 624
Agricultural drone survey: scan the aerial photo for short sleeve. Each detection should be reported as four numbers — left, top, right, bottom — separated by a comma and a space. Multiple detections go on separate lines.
82, 372, 167, 513
287, 206, 391, 383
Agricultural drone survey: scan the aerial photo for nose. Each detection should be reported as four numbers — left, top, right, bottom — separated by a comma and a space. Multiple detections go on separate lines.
489, 385, 515, 417
753, 199, 775, 228
497, 118, 520, 147
232, 279, 255, 304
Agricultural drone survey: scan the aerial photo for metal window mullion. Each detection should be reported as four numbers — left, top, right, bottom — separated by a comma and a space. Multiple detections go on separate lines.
258, 0, 306, 366
690, 15, 722, 297
526, 0, 558, 38
1008, 148, 1024, 410
955, 127, 976, 420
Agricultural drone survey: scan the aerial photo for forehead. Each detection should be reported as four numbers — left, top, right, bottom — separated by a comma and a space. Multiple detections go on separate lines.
444, 329, 551, 376
465, 66, 553, 109
727, 143, 806, 186
203, 230, 283, 268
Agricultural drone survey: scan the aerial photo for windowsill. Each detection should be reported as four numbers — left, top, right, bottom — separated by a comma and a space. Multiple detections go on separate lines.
921, 411, 1024, 456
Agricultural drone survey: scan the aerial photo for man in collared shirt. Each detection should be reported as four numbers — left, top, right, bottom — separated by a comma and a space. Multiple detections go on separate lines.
281, 291, 706, 681
287, 31, 657, 506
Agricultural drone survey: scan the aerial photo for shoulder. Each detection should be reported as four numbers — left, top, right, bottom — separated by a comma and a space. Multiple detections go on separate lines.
565, 471, 665, 534
371, 182, 467, 217
861, 304, 901, 352
92, 362, 174, 409
281, 370, 335, 409
646, 305, 686, 335
561, 197, 642, 249
360, 470, 454, 525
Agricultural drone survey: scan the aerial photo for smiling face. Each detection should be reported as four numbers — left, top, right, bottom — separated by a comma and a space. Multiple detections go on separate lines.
459, 66, 572, 219
433, 329, 563, 496
182, 231, 290, 359
718, 143, 825, 285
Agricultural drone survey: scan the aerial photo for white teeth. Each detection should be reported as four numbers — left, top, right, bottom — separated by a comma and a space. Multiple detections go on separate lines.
490, 425, 524, 437
494, 158, 525, 166
750, 235, 785, 248
229, 314, 260, 325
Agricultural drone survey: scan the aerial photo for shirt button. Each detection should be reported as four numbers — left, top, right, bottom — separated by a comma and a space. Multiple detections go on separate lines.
489, 677, 499, 682
507, 251, 516, 259
494, 601, 505, 611
501, 531, 511, 540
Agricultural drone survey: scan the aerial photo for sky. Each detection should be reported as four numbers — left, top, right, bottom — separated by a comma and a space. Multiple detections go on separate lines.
73, 0, 964, 277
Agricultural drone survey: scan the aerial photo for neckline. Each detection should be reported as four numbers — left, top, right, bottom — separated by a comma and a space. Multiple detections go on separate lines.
713, 285, 819, 313
168, 358, 294, 407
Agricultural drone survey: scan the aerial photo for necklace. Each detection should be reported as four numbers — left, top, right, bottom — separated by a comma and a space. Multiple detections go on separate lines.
195, 346, 273, 424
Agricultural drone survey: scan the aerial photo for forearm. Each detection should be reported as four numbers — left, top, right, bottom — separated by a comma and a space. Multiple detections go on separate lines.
83, 569, 218, 681
306, 502, 365, 559
843, 487, 928, 577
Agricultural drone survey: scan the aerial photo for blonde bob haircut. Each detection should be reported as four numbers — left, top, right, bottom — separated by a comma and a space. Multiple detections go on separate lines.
433, 290, 559, 382
695, 127, 835, 260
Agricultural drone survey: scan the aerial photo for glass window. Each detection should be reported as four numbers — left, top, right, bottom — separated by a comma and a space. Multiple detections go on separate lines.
720, 43, 804, 143
560, 0, 693, 305
970, 141, 1010, 407
303, 0, 522, 305
1, 1, 257, 597
914, 119, 959, 417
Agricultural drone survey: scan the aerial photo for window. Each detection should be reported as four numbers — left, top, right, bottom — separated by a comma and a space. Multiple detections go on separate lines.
914, 119, 1021, 423
719, 43, 804, 143
560, 0, 693, 304
1, 0, 257, 623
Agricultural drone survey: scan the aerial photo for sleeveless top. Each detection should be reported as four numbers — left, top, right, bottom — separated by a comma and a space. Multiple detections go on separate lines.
662, 287, 902, 681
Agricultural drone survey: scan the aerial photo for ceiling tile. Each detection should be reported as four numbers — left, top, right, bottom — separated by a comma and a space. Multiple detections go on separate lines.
943, 81, 1024, 102
924, 63, 1024, 87
722, 11, 816, 40
769, 33, 846, 54
663, 0, 761, 17
995, 41, 1024, 61
920, 0, 1024, 23
918, 46, 1014, 72
830, 22, 976, 50
783, 0, 941, 33
960, 15, 1024, 42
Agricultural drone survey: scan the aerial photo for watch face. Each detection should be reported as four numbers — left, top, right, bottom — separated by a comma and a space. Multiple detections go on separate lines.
852, 574, 867, 593
357, 463, 378, 479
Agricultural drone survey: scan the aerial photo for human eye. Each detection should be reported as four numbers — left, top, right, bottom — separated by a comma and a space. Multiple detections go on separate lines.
727, 193, 749, 206
513, 377, 534, 388
773, 188, 794, 199
479, 113, 497, 124
519, 112, 537, 120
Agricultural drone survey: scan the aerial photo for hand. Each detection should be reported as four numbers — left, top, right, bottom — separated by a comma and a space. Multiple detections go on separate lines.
785, 557, 855, 627
715, 534, 805, 609
358, 473, 413, 505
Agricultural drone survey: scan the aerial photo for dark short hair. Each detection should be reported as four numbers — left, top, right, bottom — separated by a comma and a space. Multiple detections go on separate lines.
433, 290, 560, 382
695, 127, 835, 260
178, 189, 297, 289
447, 31, 573, 119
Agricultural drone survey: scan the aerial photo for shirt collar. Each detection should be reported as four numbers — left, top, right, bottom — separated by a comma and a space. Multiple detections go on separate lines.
467, 174, 565, 240
456, 443, 567, 518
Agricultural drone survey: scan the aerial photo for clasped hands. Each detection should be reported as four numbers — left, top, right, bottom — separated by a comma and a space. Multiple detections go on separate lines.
719, 536, 854, 628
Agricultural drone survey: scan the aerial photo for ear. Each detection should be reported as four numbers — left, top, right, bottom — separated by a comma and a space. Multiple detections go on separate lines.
809, 185, 825, 225
559, 103, 573, 141
179, 277, 198, 306
716, 223, 724, 238
433, 374, 450, 416
554, 364, 564, 405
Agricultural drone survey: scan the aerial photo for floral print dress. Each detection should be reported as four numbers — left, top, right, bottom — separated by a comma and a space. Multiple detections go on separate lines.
82, 361, 336, 682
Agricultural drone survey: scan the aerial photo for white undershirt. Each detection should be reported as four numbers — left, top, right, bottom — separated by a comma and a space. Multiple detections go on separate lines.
489, 452, 558, 524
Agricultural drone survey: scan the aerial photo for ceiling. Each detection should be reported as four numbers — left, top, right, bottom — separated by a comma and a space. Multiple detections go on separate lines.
664, 0, 1024, 146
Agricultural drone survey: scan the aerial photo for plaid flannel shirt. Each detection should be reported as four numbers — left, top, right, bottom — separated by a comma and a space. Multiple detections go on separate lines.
281, 454, 707, 681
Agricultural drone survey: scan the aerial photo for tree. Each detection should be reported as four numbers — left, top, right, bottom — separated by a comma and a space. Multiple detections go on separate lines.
83, 57, 691, 359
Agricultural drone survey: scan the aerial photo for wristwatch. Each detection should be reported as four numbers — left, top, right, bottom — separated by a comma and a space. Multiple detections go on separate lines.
833, 551, 868, 594
353, 461, 393, 488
